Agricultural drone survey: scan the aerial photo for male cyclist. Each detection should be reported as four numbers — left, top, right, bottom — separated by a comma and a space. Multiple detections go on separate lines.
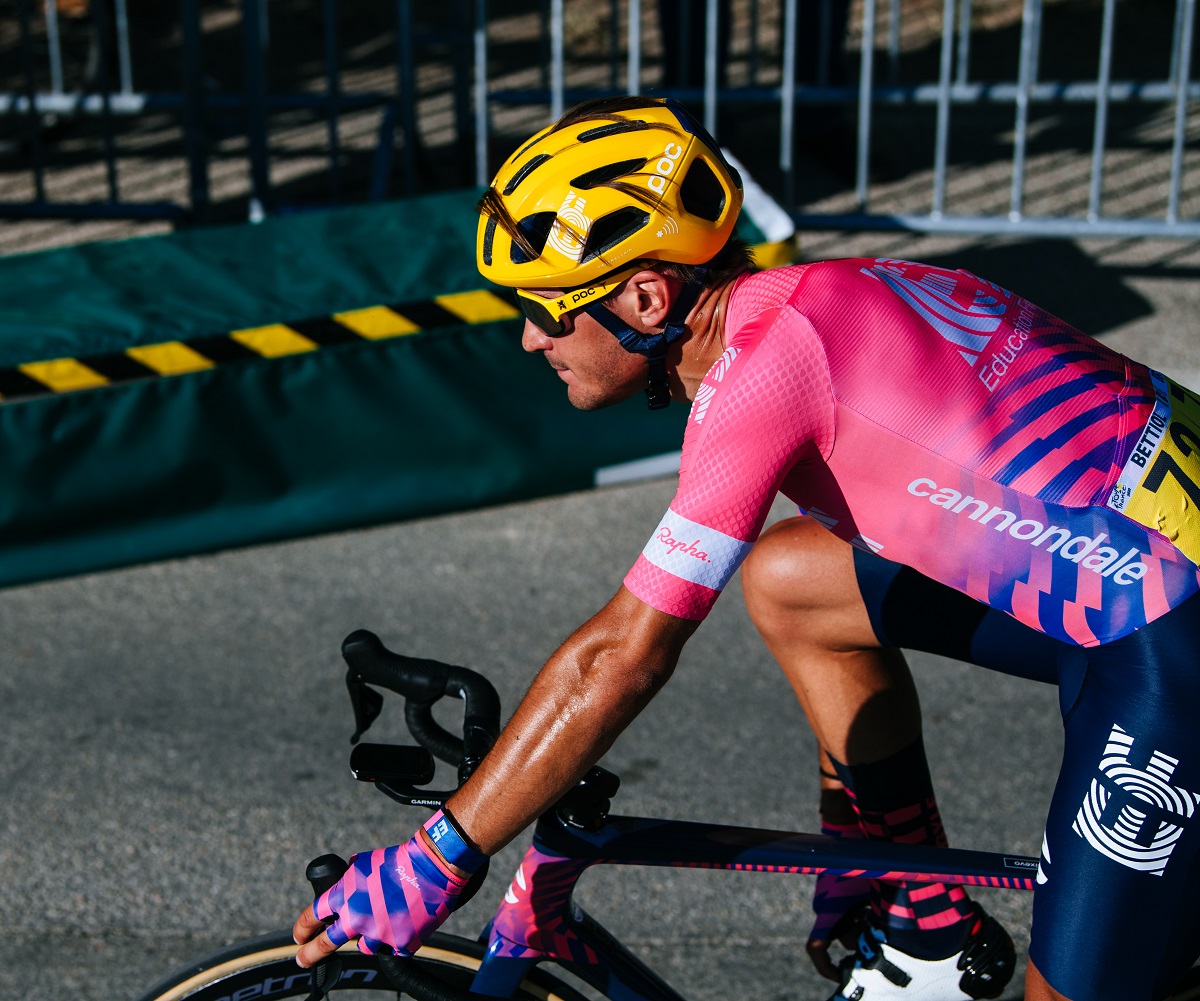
294, 97, 1200, 1001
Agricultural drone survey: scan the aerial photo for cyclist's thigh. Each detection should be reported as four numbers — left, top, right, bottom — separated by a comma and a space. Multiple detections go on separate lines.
1030, 592, 1200, 1001
852, 548, 1061, 683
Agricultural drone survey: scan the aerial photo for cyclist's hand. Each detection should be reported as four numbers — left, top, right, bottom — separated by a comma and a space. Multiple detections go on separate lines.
293, 827, 470, 967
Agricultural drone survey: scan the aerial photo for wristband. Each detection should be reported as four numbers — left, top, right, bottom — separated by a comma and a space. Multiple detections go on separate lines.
424, 808, 487, 872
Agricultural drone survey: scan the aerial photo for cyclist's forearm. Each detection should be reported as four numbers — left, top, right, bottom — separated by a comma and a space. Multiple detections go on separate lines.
445, 590, 696, 855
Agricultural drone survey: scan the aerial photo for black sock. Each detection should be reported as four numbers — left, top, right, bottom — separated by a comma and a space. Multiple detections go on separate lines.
828, 739, 976, 959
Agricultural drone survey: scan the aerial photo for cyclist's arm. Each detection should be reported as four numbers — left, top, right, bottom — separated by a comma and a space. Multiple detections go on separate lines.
446, 307, 831, 853
445, 584, 698, 854
294, 586, 690, 966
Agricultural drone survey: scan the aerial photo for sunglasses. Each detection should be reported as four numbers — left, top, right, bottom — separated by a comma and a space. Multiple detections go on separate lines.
514, 266, 641, 336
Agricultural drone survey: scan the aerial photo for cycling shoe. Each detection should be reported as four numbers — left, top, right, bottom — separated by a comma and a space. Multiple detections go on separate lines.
826, 905, 1015, 1001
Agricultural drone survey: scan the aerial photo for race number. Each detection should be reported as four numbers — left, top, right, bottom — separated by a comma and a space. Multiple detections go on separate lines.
1107, 371, 1200, 565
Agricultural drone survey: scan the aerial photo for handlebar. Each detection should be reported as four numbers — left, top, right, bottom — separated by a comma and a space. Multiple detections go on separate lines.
340, 629, 501, 787
306, 631, 619, 1001
303, 855, 349, 1001
304, 631, 508, 1001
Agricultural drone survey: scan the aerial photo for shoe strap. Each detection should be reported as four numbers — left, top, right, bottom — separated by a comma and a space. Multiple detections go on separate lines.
853, 930, 914, 989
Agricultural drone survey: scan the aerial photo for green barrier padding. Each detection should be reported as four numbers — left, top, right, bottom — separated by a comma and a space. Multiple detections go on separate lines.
0, 190, 495, 365
1, 189, 751, 588
0, 321, 688, 586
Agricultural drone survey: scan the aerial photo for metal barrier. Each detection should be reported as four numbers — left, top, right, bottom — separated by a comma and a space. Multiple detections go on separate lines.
2, 0, 1198, 238
0, 0, 461, 223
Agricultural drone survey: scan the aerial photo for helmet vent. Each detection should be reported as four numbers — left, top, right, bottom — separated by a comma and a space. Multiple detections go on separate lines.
678, 158, 726, 222
570, 158, 648, 189
503, 153, 552, 195
511, 211, 557, 264
481, 216, 497, 266
577, 120, 652, 142
581, 207, 650, 264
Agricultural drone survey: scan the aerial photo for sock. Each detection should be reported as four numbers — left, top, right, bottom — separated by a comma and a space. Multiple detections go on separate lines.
809, 816, 874, 947
828, 738, 977, 959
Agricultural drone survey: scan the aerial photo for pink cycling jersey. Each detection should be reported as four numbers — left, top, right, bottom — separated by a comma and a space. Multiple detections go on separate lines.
624, 259, 1200, 647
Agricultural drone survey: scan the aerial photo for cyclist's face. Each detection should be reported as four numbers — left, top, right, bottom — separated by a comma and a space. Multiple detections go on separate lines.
520, 292, 646, 411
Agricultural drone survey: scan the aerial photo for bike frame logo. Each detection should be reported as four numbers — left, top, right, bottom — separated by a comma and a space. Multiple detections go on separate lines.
1073, 724, 1200, 875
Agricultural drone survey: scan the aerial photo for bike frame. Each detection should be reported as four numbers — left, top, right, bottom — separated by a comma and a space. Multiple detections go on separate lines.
470, 811, 1038, 1000
140, 633, 1198, 1001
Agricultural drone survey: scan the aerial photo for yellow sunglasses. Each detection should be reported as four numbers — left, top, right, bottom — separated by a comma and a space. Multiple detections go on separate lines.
514, 266, 642, 336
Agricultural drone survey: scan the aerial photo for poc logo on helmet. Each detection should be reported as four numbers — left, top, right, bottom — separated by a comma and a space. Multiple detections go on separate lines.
647, 143, 685, 194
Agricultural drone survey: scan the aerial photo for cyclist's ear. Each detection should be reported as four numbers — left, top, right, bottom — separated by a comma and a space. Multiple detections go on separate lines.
623, 269, 676, 331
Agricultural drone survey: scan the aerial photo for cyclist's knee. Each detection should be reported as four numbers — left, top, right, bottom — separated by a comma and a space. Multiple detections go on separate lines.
742, 515, 859, 631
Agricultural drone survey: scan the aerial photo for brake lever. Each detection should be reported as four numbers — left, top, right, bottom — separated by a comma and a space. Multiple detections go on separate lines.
303, 854, 349, 1001
346, 676, 384, 745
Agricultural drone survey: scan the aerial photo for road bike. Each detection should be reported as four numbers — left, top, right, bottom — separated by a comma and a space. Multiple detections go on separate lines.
135, 629, 1200, 1001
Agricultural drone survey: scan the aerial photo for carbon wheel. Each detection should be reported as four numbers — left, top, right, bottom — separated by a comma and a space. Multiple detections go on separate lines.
134, 931, 591, 1001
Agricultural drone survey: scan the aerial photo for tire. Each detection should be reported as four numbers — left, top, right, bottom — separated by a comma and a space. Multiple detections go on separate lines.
134, 931, 592, 1001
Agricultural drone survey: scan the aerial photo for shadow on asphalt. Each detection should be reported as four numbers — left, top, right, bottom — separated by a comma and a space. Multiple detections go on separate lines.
923, 238, 1155, 336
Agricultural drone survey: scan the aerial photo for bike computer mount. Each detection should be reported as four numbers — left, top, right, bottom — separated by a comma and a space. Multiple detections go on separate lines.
551, 765, 621, 831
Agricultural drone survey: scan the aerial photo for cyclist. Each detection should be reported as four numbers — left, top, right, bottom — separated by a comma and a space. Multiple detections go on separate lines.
293, 97, 1200, 1001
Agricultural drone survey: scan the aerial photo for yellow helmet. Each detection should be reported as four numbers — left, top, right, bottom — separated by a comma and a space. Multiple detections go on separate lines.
477, 97, 743, 290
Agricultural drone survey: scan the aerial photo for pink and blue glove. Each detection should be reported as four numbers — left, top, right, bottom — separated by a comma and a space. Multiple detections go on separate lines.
313, 809, 486, 957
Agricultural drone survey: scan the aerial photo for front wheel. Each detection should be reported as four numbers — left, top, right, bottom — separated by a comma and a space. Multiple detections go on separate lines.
134, 931, 590, 1001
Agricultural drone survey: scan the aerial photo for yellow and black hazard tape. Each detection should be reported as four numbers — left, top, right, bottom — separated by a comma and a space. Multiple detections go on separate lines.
0, 289, 521, 404
0, 237, 795, 405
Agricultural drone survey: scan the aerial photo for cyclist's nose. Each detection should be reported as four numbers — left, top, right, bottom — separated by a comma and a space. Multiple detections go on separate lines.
521, 320, 554, 352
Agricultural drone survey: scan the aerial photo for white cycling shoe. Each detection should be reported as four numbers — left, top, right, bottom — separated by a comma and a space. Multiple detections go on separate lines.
827, 907, 1015, 1001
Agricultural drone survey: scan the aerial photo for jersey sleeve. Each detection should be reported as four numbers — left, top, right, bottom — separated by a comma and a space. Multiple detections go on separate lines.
624, 304, 836, 619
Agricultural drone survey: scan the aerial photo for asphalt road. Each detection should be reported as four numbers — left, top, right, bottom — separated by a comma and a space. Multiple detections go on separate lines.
3, 233, 1200, 1001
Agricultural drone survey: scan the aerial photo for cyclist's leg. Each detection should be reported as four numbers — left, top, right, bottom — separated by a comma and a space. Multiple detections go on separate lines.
1027, 592, 1200, 1001
809, 539, 1200, 999
741, 515, 920, 765
744, 515, 1200, 996
742, 514, 1061, 760
742, 517, 1022, 964
834, 540, 1067, 986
